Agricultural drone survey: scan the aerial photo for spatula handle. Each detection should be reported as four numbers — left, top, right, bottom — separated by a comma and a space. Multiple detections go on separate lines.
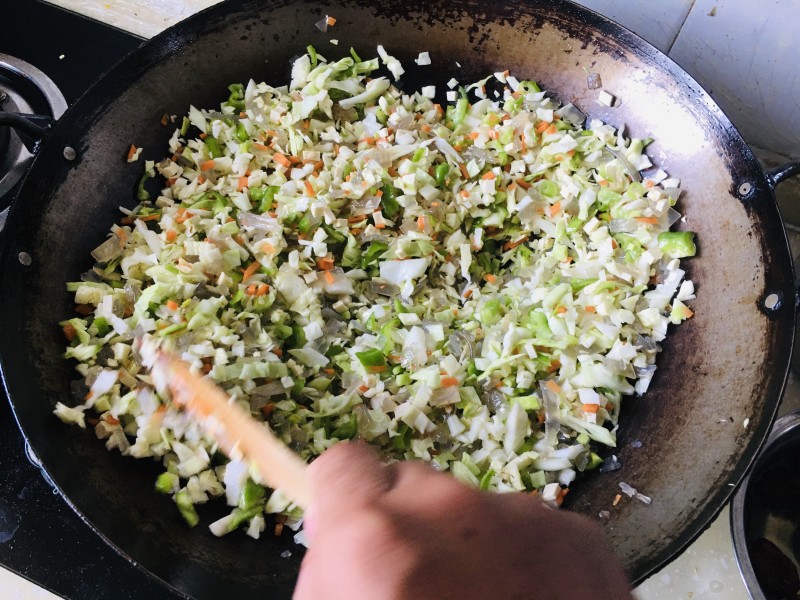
153, 351, 311, 509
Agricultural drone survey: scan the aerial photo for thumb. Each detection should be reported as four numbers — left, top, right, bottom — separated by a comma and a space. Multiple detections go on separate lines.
308, 442, 394, 510
303, 442, 392, 544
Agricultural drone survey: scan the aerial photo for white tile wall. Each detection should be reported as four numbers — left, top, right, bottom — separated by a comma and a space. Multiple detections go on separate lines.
573, 0, 694, 53
573, 0, 800, 159
669, 0, 800, 158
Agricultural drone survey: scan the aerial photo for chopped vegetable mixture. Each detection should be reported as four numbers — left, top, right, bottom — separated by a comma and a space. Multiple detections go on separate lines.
56, 47, 696, 538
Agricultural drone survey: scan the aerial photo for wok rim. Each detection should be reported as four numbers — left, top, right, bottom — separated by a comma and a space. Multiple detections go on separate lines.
0, 0, 795, 594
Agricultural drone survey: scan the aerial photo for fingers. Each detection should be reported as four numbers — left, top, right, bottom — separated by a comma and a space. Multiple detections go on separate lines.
308, 441, 395, 512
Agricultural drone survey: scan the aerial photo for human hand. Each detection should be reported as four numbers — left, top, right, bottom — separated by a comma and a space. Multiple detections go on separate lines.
293, 442, 632, 600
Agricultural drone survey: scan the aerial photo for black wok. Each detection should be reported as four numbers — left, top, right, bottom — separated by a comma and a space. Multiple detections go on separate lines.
1, 0, 798, 597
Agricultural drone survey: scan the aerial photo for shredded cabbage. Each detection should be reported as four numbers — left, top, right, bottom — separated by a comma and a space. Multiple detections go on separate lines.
56, 46, 696, 534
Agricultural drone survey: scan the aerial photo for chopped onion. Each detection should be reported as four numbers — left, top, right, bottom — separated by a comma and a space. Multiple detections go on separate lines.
91, 235, 125, 263
238, 211, 281, 232
556, 103, 586, 127
605, 145, 642, 183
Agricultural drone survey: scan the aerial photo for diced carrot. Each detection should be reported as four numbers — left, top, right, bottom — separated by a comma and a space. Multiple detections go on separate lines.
241, 261, 260, 282
272, 347, 283, 357
556, 487, 569, 507
420, 123, 432, 133
367, 365, 388, 373
582, 403, 599, 413
166, 300, 179, 311
326, 15, 337, 25
441, 377, 459, 387
516, 178, 531, 190
324, 271, 335, 284
126, 144, 138, 161
252, 142, 270, 151
246, 284, 257, 295
273, 152, 292, 168
548, 360, 561, 373
645, 179, 655, 189
481, 171, 496, 180
316, 256, 335, 271
196, 175, 206, 184
323, 368, 335, 375
347, 214, 367, 224
238, 176, 249, 191
166, 176, 178, 186
598, 179, 608, 187
260, 403, 276, 419
545, 380, 561, 395
198, 132, 207, 139
484, 273, 497, 284
585, 305, 596, 313
137, 213, 161, 222
417, 216, 426, 231
468, 131, 480, 140
462, 288, 473, 299
503, 236, 529, 251
114, 228, 128, 244
358, 385, 370, 393
200, 159, 216, 171
256, 283, 269, 296
613, 494, 622, 507
166, 229, 177, 243
635, 216, 659, 224
459, 164, 470, 179
535, 121, 550, 134
175, 208, 188, 224
160, 113, 169, 126
63, 323, 77, 341
550, 201, 562, 216
304, 180, 315, 197
545, 124, 557, 135
105, 415, 120, 426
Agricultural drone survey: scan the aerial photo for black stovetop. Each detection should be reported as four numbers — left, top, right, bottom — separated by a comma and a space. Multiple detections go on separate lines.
1, 2, 180, 597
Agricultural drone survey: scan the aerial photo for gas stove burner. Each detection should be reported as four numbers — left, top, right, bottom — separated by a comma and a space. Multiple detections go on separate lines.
0, 54, 67, 207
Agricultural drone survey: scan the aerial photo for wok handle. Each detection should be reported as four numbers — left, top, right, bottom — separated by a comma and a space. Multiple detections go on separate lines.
0, 112, 53, 153
767, 162, 800, 189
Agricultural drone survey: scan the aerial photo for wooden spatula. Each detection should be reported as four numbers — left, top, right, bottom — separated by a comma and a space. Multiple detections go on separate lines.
150, 350, 312, 510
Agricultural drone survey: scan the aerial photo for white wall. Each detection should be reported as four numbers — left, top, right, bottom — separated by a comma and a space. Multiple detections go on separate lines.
576, 0, 800, 158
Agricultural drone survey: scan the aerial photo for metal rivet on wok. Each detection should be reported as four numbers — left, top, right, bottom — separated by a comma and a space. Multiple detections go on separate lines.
18, 251, 32, 266
763, 292, 781, 311
738, 182, 753, 197
63, 146, 76, 161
